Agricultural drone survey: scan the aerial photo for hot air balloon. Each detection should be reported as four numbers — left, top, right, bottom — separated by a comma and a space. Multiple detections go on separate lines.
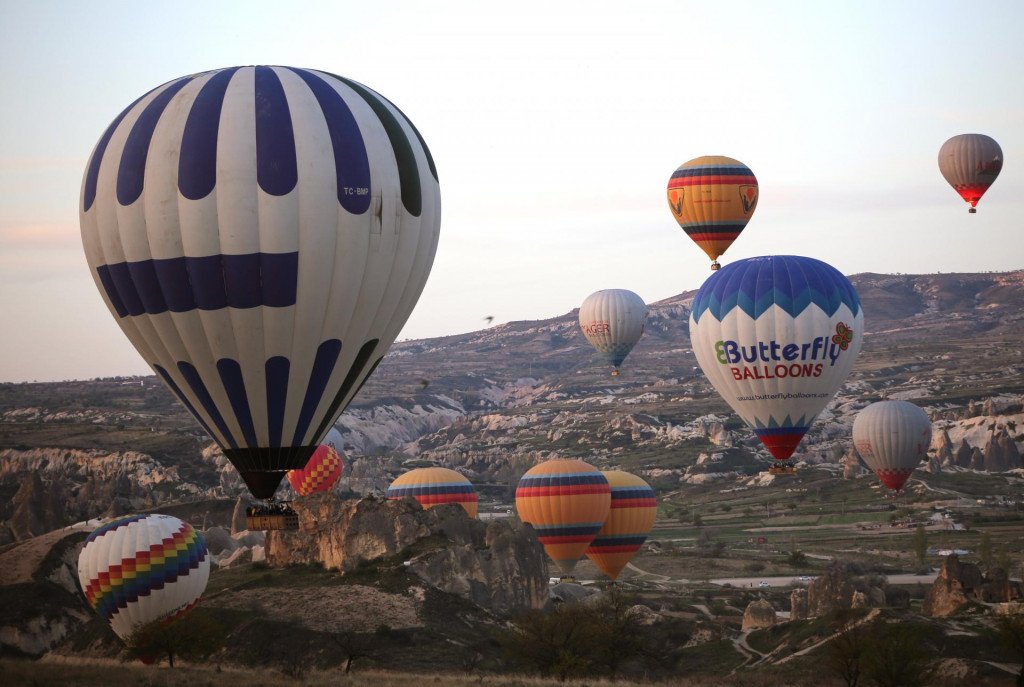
286, 443, 344, 496
938, 134, 1002, 213
689, 255, 863, 463
578, 289, 647, 376
386, 467, 478, 517
78, 514, 210, 642
667, 155, 758, 270
585, 471, 657, 581
515, 458, 610, 579
79, 66, 440, 504
853, 400, 932, 492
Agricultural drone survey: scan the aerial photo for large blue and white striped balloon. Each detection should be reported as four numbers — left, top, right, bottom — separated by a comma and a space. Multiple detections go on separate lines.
79, 66, 441, 498
689, 255, 862, 461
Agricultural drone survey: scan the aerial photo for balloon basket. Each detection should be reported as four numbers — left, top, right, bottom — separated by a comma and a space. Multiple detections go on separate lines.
557, 575, 578, 584
768, 464, 797, 476
968, 207, 977, 214
246, 503, 298, 531
710, 261, 721, 271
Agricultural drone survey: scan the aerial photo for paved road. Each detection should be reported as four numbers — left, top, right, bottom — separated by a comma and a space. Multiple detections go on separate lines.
710, 573, 939, 588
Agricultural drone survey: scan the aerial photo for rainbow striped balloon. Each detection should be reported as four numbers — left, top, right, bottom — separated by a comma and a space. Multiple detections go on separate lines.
287, 444, 344, 496
585, 471, 657, 580
387, 467, 478, 518
77, 514, 209, 641
667, 155, 758, 266
515, 459, 610, 576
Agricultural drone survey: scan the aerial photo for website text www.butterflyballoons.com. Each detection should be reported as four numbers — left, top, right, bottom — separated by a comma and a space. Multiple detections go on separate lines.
735, 392, 832, 401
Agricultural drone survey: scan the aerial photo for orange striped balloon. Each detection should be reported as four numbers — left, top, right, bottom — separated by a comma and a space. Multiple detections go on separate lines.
515, 459, 611, 576
667, 155, 758, 268
387, 467, 478, 518
585, 471, 657, 580
286, 444, 343, 496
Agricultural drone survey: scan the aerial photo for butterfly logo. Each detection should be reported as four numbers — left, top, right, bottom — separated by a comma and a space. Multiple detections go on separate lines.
832, 322, 853, 350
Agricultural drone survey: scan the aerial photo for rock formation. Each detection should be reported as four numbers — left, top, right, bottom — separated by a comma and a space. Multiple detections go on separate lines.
984, 430, 1021, 472
983, 568, 1023, 604
923, 554, 984, 617
266, 494, 547, 616
969, 447, 986, 471
934, 429, 954, 467
954, 440, 973, 468
806, 562, 855, 617
5, 472, 66, 542
742, 599, 777, 630
790, 588, 809, 620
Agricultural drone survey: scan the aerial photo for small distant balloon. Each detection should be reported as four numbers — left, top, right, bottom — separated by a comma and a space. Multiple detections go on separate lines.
484, 316, 494, 325
515, 458, 610, 577
667, 155, 758, 269
938, 134, 1002, 213
286, 444, 344, 496
387, 467, 478, 517
585, 471, 657, 580
853, 400, 932, 492
578, 289, 647, 376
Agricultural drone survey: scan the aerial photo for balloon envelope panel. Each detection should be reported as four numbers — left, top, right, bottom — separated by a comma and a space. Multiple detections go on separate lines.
77, 514, 210, 641
578, 289, 647, 371
585, 471, 656, 580
287, 444, 344, 496
387, 467, 478, 517
515, 459, 610, 575
853, 400, 932, 492
79, 66, 441, 499
938, 134, 1002, 209
667, 155, 758, 262
689, 255, 863, 460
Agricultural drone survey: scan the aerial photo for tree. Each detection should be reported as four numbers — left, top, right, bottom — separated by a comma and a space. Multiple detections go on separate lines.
992, 614, 1024, 687
122, 608, 225, 668
861, 624, 937, 687
330, 631, 377, 674
825, 623, 869, 687
979, 531, 993, 572
501, 605, 601, 680
913, 523, 927, 565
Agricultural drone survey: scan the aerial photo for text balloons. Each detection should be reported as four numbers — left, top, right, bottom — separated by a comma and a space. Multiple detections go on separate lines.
853, 400, 932, 492
667, 155, 758, 269
689, 255, 863, 461
80, 66, 440, 499
938, 134, 1002, 213
578, 289, 647, 375
78, 514, 209, 642
387, 467, 478, 517
515, 459, 610, 576
585, 471, 656, 580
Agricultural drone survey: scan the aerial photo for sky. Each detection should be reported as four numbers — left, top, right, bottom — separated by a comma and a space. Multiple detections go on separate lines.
1, 0, 1023, 382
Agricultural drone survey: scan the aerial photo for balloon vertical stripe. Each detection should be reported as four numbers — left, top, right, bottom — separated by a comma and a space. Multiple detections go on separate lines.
116, 78, 194, 206
177, 361, 237, 449
327, 72, 423, 216
253, 66, 298, 197
312, 339, 379, 441
217, 359, 258, 448
292, 339, 343, 445
179, 67, 241, 200
264, 356, 290, 448
288, 68, 372, 212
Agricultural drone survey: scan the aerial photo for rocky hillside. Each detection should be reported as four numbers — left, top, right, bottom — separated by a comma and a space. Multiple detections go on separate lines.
1, 270, 1023, 539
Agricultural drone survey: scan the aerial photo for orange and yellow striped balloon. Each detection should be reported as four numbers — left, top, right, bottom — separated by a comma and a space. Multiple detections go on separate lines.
387, 467, 478, 518
515, 459, 610, 576
585, 471, 657, 580
286, 444, 343, 496
666, 155, 758, 266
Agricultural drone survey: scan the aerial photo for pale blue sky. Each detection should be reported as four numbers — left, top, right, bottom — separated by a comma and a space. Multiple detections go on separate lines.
1, 1, 1022, 381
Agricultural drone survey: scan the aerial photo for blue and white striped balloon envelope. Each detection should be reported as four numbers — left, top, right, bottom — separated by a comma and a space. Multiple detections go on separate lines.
688, 255, 862, 461
79, 66, 441, 498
